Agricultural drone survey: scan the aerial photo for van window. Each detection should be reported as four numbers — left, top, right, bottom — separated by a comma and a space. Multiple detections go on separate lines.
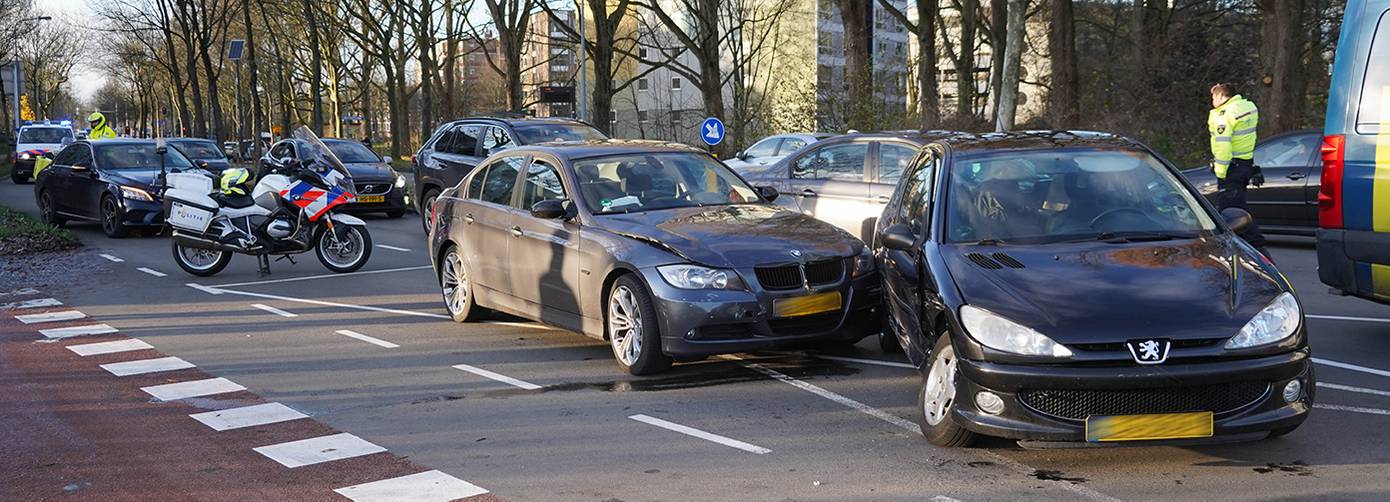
1357, 10, 1390, 132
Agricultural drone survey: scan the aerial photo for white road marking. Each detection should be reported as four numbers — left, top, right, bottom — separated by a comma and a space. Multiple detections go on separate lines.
15, 310, 86, 324
334, 470, 489, 501
4, 298, 62, 310
629, 414, 771, 454
137, 267, 168, 277
253, 433, 387, 468
210, 265, 432, 288
141, 377, 246, 401
186, 283, 225, 295
195, 284, 555, 330
38, 324, 118, 339
718, 355, 1119, 502
1314, 404, 1390, 416
251, 303, 298, 318
772, 351, 916, 369
191, 402, 310, 431
1313, 357, 1390, 379
452, 364, 542, 390
67, 338, 154, 356
99, 356, 196, 376
375, 244, 412, 252
1308, 314, 1390, 324
336, 330, 400, 348
99, 254, 124, 262
1, 287, 39, 296
1318, 382, 1390, 397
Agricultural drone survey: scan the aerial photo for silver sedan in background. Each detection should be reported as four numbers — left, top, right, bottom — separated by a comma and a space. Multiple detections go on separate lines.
724, 133, 833, 173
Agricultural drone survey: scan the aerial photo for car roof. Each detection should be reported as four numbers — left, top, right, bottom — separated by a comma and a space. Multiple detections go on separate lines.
161, 138, 215, 144
508, 139, 707, 162
938, 130, 1142, 154
817, 130, 965, 145
447, 116, 594, 128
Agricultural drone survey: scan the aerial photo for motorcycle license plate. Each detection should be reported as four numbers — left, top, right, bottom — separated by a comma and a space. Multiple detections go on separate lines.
168, 202, 213, 232
356, 195, 385, 204
1085, 411, 1213, 442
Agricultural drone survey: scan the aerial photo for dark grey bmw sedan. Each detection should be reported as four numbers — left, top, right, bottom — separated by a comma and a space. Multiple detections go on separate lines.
428, 140, 881, 375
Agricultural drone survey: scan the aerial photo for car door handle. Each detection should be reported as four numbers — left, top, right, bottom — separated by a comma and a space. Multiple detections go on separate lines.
801, 189, 818, 198
877, 195, 891, 203
1287, 172, 1305, 180
463, 213, 474, 224
510, 225, 523, 237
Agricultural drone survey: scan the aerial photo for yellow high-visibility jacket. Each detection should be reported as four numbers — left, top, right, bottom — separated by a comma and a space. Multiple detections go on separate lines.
88, 124, 117, 140
1207, 94, 1259, 179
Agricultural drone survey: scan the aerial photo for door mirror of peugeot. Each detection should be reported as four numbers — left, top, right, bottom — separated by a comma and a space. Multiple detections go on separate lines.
530, 199, 569, 220
382, 156, 393, 165
1221, 207, 1253, 233
880, 223, 917, 251
735, 150, 747, 161
755, 185, 779, 202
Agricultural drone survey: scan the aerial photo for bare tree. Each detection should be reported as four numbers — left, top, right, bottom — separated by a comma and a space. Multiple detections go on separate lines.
1258, 0, 1307, 136
1048, 0, 1078, 128
471, 0, 538, 113
878, 0, 940, 130
830, 0, 873, 130
993, 0, 1023, 131
938, 0, 979, 120
633, 0, 728, 152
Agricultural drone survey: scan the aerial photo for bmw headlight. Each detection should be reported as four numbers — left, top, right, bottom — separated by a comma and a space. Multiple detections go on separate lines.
657, 264, 745, 290
960, 305, 1073, 357
852, 247, 874, 277
394, 172, 407, 188
120, 186, 155, 202
1225, 292, 1301, 349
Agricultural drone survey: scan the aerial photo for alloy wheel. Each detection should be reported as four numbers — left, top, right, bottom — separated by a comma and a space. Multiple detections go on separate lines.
442, 251, 468, 315
320, 226, 365, 268
102, 198, 119, 234
608, 285, 643, 366
177, 245, 224, 272
922, 344, 958, 426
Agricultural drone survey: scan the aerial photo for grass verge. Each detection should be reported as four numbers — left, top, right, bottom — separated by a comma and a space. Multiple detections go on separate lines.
0, 205, 81, 255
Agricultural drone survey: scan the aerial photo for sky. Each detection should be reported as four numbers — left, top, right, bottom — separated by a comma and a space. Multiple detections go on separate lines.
36, 0, 103, 103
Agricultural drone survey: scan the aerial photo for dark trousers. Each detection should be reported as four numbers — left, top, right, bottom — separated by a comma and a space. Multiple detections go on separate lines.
1217, 158, 1267, 248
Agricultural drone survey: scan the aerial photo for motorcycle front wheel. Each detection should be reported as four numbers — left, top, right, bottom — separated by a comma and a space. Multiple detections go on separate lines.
316, 223, 372, 273
172, 241, 233, 277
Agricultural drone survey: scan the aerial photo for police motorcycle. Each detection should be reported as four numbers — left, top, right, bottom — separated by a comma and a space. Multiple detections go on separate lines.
160, 125, 372, 277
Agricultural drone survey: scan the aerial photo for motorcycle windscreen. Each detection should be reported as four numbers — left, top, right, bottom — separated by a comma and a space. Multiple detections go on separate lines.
292, 125, 356, 196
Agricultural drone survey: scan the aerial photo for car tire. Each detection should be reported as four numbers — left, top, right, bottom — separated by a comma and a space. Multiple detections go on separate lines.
607, 274, 672, 376
38, 190, 65, 227
100, 195, 129, 238
171, 241, 232, 277
917, 329, 977, 447
420, 188, 440, 233
440, 246, 487, 322
315, 223, 372, 273
386, 209, 405, 219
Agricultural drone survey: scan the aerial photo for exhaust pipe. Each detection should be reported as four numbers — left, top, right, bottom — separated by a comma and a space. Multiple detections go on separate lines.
171, 231, 245, 253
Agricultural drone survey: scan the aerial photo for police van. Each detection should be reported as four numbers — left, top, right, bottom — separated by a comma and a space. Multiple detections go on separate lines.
9, 121, 74, 184
1319, 0, 1390, 304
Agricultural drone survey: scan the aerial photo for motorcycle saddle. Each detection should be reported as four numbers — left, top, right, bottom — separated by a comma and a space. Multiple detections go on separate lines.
214, 192, 257, 209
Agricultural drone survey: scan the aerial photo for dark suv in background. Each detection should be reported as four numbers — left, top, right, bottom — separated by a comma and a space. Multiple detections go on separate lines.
412, 116, 607, 231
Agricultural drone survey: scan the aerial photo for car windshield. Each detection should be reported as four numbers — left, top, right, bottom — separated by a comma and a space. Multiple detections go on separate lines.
171, 141, 224, 160
513, 123, 607, 143
946, 148, 1216, 244
19, 127, 73, 144
325, 140, 380, 163
573, 152, 761, 214
95, 144, 193, 170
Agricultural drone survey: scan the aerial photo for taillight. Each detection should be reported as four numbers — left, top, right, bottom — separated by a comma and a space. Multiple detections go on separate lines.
1318, 134, 1345, 229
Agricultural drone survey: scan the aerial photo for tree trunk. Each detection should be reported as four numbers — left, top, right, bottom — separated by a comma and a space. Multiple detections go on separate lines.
989, 0, 1005, 121
833, 0, 873, 130
444, 0, 458, 119
302, 0, 324, 133
917, 0, 939, 130
1048, 0, 1079, 128
1259, 0, 1307, 136
417, 0, 436, 143
956, 0, 978, 120
994, 0, 1024, 131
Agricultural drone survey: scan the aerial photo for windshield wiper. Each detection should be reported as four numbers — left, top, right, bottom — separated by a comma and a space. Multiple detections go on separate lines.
968, 238, 1007, 246
1094, 231, 1197, 243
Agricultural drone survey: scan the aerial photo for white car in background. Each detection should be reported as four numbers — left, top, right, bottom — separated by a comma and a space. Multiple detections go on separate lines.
724, 133, 832, 174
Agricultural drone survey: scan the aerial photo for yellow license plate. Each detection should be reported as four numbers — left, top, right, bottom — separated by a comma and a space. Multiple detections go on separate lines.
356, 195, 385, 203
773, 291, 841, 318
1085, 411, 1213, 442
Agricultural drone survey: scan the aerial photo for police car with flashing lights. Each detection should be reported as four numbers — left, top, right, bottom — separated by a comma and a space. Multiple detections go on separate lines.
10, 121, 75, 184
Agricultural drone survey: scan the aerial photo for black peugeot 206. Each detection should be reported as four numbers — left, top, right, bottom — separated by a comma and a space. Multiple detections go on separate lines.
874, 131, 1312, 448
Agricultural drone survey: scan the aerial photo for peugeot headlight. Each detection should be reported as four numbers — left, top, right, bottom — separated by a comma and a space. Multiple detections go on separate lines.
657, 264, 745, 290
852, 247, 874, 277
960, 305, 1073, 357
1225, 292, 1301, 349
394, 172, 407, 188
120, 186, 155, 202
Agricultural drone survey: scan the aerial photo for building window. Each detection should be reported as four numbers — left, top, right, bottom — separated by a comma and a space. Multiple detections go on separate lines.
671, 77, 682, 90
639, 47, 649, 59
638, 110, 649, 122
610, 110, 617, 123
638, 78, 649, 91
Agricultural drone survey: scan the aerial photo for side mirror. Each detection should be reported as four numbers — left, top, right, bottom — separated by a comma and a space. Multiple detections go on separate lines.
735, 150, 747, 161
1222, 207, 1253, 233
755, 185, 779, 202
382, 156, 393, 164
880, 223, 917, 250
530, 199, 569, 220
70, 162, 90, 172
42, 151, 55, 160
195, 160, 210, 170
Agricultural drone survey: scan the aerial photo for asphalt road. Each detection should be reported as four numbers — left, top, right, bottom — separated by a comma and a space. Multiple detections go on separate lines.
3, 179, 1390, 501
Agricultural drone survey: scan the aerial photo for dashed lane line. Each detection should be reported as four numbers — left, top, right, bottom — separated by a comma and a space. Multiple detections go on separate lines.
629, 414, 772, 454
1318, 382, 1390, 398
334, 470, 489, 501
191, 402, 310, 431
187, 283, 555, 330
207, 265, 432, 288
251, 303, 298, 318
3, 297, 62, 310
15, 310, 86, 324
375, 244, 412, 252
38, 323, 119, 339
100, 356, 196, 377
1313, 357, 1390, 379
718, 354, 1120, 502
770, 351, 915, 369
137, 267, 168, 277
99, 254, 124, 262
141, 377, 247, 401
253, 433, 388, 468
452, 363, 542, 390
335, 330, 400, 348
1315, 404, 1390, 416
1308, 314, 1390, 324
67, 338, 155, 356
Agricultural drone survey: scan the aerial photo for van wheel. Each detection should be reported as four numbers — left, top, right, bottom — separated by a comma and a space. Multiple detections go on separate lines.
11, 168, 29, 184
607, 275, 672, 375
917, 330, 976, 447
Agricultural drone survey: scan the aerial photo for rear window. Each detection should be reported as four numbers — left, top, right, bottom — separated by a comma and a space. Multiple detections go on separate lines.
1357, 10, 1390, 132
326, 141, 379, 163
512, 123, 607, 143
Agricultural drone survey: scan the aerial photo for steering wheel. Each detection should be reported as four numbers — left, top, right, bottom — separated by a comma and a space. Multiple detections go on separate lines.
1089, 207, 1149, 229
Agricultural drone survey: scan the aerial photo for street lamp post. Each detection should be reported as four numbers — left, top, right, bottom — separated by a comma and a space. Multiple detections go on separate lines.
9, 16, 50, 132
